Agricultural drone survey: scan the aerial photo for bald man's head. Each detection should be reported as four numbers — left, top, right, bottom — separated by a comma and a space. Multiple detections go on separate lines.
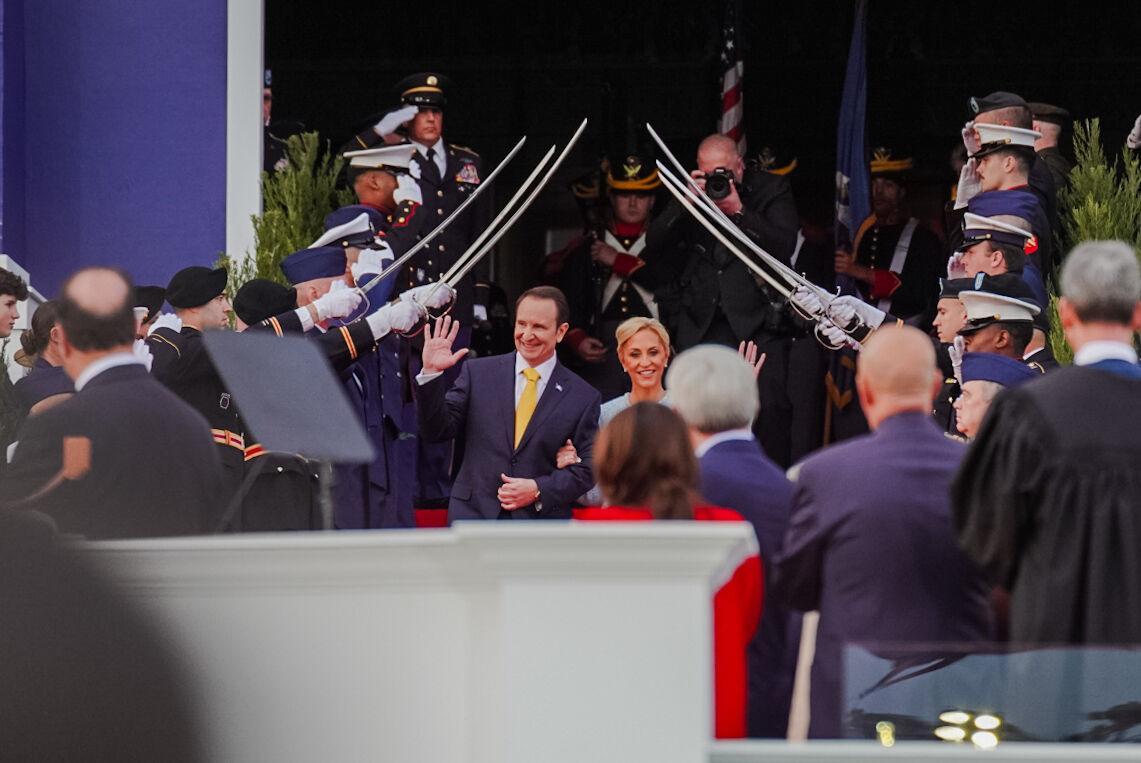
57, 267, 137, 352
697, 133, 744, 180
856, 325, 941, 428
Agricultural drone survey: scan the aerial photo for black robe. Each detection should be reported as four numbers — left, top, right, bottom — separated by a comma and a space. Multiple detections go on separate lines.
951, 362, 1141, 644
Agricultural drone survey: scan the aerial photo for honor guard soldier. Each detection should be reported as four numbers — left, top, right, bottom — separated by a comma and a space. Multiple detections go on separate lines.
549, 151, 665, 400
146, 266, 245, 510
1028, 102, 1074, 191
836, 148, 943, 322
931, 277, 973, 433
957, 274, 1044, 367
342, 143, 426, 261
953, 351, 1039, 440
351, 72, 488, 508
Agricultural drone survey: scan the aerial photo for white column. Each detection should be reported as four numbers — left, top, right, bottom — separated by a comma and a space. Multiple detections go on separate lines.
87, 522, 753, 763
224, 0, 263, 264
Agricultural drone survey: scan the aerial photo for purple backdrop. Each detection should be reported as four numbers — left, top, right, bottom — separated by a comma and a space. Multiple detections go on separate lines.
2, 0, 228, 296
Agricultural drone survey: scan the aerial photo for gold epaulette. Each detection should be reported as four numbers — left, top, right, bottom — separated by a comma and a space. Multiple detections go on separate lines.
449, 143, 479, 157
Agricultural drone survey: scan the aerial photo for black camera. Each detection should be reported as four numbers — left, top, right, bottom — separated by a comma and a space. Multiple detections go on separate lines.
703, 167, 734, 200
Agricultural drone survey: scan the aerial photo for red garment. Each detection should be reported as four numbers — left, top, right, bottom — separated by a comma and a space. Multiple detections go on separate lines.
573, 505, 763, 738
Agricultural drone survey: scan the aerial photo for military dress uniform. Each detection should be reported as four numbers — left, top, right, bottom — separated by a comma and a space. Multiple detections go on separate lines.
550, 153, 664, 400
147, 323, 245, 513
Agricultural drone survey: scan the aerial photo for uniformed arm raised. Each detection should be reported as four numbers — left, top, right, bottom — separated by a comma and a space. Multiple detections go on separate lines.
533, 389, 600, 508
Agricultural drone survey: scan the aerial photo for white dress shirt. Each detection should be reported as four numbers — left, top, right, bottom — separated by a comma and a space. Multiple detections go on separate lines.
694, 428, 755, 459
1073, 340, 1138, 366
74, 351, 145, 391
414, 137, 447, 178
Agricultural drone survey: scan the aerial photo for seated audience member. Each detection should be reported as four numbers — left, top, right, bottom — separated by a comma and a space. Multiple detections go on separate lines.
666, 344, 797, 739
13, 300, 73, 423
953, 352, 1039, 440
576, 402, 761, 739
773, 325, 992, 739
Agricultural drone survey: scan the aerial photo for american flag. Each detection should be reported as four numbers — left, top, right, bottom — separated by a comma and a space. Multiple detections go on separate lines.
718, 0, 746, 155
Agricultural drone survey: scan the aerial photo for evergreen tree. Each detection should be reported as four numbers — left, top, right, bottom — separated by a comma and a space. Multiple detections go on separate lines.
218, 132, 354, 298
1049, 119, 1141, 363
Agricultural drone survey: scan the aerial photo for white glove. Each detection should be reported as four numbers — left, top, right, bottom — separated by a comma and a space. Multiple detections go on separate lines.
816, 318, 859, 351
393, 174, 423, 206
350, 242, 395, 283
402, 281, 456, 311
132, 338, 154, 371
313, 280, 363, 321
961, 121, 981, 156
946, 251, 970, 279
791, 284, 825, 317
1127, 114, 1141, 150
373, 104, 418, 139
948, 336, 965, 387
826, 295, 887, 331
147, 312, 182, 335
954, 159, 981, 210
365, 299, 426, 339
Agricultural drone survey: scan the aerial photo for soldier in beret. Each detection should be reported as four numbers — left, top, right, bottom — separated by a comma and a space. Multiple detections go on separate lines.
1028, 102, 1074, 191
146, 266, 245, 513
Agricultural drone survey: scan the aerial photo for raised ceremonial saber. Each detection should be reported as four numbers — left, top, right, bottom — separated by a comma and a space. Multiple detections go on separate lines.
656, 166, 856, 349
356, 134, 528, 296
422, 117, 590, 302
645, 123, 833, 303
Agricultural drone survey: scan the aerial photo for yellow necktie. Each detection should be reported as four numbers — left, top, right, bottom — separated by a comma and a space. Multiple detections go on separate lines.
514, 367, 541, 448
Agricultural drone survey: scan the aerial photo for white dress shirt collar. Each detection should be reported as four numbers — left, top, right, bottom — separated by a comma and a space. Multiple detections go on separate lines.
514, 352, 559, 408
414, 137, 447, 176
694, 428, 755, 459
1073, 340, 1138, 367
74, 351, 145, 392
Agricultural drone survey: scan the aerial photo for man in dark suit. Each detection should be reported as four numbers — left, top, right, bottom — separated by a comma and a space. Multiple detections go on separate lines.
416, 286, 600, 521
772, 325, 992, 738
666, 344, 797, 739
5, 267, 222, 538
650, 133, 801, 467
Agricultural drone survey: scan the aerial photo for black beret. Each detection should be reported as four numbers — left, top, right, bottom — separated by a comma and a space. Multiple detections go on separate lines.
166, 266, 227, 309
969, 91, 1027, 115
395, 72, 450, 109
233, 278, 297, 326
132, 285, 166, 323
1027, 102, 1071, 126
938, 277, 973, 300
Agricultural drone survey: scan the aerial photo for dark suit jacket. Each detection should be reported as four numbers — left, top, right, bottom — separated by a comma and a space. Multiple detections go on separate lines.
649, 167, 800, 348
417, 352, 600, 520
772, 412, 992, 738
4, 363, 223, 538
699, 438, 798, 739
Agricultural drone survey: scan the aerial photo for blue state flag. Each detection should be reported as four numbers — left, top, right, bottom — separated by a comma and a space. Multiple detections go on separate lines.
834, 0, 869, 250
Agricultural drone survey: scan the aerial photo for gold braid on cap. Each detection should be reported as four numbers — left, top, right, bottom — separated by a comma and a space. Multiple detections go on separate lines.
758, 147, 798, 176
870, 147, 914, 175
606, 156, 661, 192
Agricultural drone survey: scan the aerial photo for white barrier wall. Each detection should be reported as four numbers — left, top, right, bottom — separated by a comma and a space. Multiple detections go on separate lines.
86, 522, 754, 763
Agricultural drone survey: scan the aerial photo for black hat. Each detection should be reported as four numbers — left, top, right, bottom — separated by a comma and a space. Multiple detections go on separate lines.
234, 279, 297, 326
166, 266, 227, 309
756, 146, 798, 176
969, 91, 1028, 115
395, 72, 449, 109
604, 152, 660, 193
938, 277, 973, 300
957, 272, 1040, 335
1027, 102, 1071, 127
869, 146, 914, 178
133, 285, 167, 323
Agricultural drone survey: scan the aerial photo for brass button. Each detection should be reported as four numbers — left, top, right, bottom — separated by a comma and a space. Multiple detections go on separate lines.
437, 190, 444, 198
438, 244, 445, 252
437, 208, 444, 215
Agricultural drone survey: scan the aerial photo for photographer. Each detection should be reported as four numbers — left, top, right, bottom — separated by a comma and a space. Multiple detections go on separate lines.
649, 133, 800, 466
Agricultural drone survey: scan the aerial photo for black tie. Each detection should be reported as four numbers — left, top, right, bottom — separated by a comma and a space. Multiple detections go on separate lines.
422, 147, 442, 186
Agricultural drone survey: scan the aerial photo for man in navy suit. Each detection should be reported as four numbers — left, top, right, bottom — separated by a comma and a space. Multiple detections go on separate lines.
667, 344, 798, 739
416, 286, 600, 521
773, 325, 992, 739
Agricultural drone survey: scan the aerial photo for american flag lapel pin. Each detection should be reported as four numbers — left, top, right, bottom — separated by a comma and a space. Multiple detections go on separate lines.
555, 383, 563, 392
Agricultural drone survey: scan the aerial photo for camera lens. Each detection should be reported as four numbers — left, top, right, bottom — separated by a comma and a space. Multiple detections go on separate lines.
705, 171, 731, 200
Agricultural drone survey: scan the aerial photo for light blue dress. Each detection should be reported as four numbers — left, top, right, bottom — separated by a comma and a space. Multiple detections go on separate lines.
580, 392, 669, 506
